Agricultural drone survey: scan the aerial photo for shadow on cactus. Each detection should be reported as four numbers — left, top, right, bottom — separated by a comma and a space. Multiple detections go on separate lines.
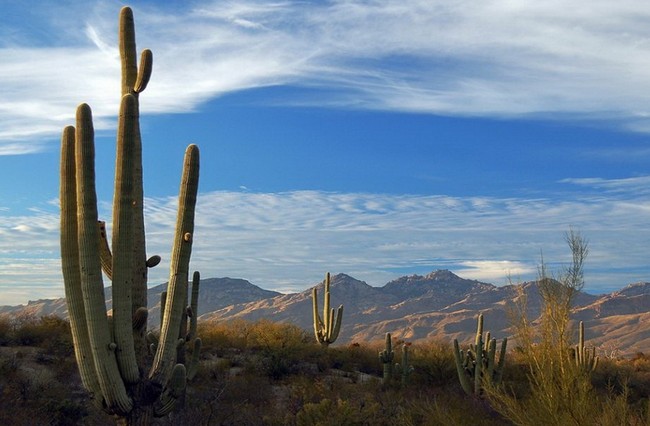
60, 6, 201, 424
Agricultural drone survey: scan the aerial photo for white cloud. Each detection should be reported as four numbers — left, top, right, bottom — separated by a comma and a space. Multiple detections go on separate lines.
4, 1, 650, 153
3, 188, 646, 305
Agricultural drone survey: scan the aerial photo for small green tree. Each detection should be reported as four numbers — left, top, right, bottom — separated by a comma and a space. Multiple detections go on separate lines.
486, 230, 606, 425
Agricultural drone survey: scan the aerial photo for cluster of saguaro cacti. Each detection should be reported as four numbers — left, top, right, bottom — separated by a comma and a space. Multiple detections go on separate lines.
60, 7, 200, 424
452, 314, 507, 396
396, 343, 415, 385
312, 272, 344, 346
379, 332, 395, 383
574, 321, 599, 373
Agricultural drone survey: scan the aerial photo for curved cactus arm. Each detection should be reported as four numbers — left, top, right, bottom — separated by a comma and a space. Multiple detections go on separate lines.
134, 49, 153, 93
453, 339, 473, 395
329, 306, 343, 343
150, 145, 200, 385
97, 221, 113, 280
154, 364, 187, 417
61, 125, 102, 398
75, 103, 132, 414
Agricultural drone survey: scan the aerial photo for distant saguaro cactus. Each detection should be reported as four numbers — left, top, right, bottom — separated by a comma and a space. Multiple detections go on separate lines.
574, 321, 599, 373
452, 313, 507, 396
379, 332, 395, 384
396, 343, 415, 386
60, 7, 201, 424
312, 272, 344, 346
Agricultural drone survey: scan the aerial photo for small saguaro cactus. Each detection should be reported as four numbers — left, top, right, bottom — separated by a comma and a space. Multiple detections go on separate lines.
312, 272, 344, 346
452, 313, 507, 396
60, 7, 201, 424
379, 332, 395, 384
574, 321, 599, 373
396, 342, 415, 386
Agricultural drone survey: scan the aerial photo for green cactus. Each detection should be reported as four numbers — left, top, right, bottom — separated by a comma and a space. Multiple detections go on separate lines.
452, 313, 507, 396
396, 343, 415, 386
60, 7, 201, 423
312, 272, 344, 346
379, 332, 395, 384
574, 321, 599, 373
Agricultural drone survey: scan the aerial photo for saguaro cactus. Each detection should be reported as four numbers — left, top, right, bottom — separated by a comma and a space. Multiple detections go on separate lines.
312, 272, 344, 346
396, 343, 415, 386
379, 332, 395, 384
452, 313, 507, 396
60, 7, 201, 424
574, 321, 599, 373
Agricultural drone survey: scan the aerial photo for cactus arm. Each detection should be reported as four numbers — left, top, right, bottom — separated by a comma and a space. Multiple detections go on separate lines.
111, 93, 140, 383
495, 337, 507, 384
97, 221, 113, 280
312, 287, 324, 342
154, 364, 187, 417
330, 306, 343, 342
188, 271, 200, 341
75, 103, 132, 413
453, 339, 473, 395
150, 145, 200, 385
61, 125, 103, 397
474, 333, 483, 395
401, 344, 414, 385
486, 338, 496, 381
134, 49, 153, 93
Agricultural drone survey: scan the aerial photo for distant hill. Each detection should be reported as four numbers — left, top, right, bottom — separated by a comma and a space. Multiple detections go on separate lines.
2, 270, 649, 356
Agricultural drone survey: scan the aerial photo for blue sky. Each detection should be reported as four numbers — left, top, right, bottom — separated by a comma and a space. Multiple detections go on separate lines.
1, 0, 650, 305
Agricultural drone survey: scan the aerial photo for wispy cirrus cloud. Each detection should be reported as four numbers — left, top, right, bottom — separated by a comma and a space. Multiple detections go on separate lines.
2, 189, 647, 305
4, 1, 650, 153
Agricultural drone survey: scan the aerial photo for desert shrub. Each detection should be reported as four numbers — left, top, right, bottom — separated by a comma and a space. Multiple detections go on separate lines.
328, 341, 383, 376
0, 315, 11, 346
247, 319, 315, 379
408, 338, 457, 387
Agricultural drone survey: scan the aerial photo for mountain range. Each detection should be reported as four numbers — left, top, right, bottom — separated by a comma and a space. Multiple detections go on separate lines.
1, 270, 648, 356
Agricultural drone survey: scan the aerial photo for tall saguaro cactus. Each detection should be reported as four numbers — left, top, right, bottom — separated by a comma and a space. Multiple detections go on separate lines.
452, 313, 507, 396
60, 7, 200, 424
312, 272, 344, 346
379, 332, 395, 384
574, 321, 599, 373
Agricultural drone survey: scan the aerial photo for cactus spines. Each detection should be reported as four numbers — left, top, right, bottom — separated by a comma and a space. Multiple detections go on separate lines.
379, 332, 395, 383
312, 272, 344, 346
574, 321, 599, 373
60, 7, 201, 423
452, 313, 507, 396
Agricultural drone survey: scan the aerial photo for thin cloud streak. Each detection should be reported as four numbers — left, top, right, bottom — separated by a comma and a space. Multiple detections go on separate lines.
4, 1, 650, 152
1, 188, 648, 305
